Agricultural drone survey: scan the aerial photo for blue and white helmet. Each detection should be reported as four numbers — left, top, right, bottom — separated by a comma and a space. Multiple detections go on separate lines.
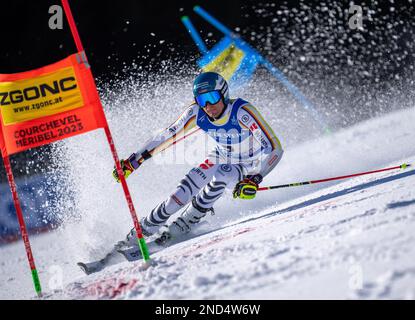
193, 72, 229, 105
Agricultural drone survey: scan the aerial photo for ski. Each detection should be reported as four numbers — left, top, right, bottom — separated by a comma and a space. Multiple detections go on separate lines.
77, 247, 120, 275
117, 242, 162, 262
117, 232, 172, 262
76, 231, 172, 274
77, 223, 213, 274
76, 237, 135, 275
117, 230, 201, 261
77, 260, 107, 275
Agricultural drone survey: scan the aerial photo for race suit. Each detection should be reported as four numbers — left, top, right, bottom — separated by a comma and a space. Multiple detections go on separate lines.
130, 98, 284, 225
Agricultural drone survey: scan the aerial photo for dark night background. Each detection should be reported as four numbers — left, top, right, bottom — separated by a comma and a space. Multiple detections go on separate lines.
1, 1, 413, 79
0, 0, 246, 78
0, 0, 414, 181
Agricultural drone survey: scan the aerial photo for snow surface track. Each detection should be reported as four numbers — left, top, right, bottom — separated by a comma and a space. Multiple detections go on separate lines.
1, 107, 414, 299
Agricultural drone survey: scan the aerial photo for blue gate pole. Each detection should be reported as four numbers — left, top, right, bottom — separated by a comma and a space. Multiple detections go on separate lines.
260, 58, 330, 133
193, 6, 235, 37
181, 16, 208, 55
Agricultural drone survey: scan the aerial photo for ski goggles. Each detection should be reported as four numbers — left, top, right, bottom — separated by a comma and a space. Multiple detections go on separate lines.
195, 90, 222, 108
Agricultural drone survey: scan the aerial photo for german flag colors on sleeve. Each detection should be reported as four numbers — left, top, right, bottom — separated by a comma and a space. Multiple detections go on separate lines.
238, 103, 282, 153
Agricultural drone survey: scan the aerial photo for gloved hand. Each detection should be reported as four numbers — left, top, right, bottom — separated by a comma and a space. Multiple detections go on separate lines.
233, 174, 263, 200
113, 153, 140, 183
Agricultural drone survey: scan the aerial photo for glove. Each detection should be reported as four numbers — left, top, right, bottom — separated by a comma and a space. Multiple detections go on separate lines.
233, 174, 263, 200
113, 153, 140, 183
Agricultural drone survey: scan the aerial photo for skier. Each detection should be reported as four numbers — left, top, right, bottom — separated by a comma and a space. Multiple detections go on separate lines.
113, 72, 284, 244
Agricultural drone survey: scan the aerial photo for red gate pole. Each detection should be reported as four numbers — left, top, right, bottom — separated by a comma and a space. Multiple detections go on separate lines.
0, 150, 42, 297
61, 0, 150, 261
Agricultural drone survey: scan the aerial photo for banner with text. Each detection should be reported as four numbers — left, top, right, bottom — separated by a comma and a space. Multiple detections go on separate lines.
0, 52, 106, 156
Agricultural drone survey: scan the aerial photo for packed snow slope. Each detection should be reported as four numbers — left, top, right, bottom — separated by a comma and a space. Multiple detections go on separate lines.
1, 106, 415, 300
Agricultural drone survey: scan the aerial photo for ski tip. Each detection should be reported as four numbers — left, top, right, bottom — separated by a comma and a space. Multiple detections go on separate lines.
77, 262, 93, 275
77, 262, 88, 273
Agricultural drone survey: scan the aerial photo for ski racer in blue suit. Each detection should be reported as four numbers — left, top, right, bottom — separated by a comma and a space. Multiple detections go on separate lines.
113, 72, 284, 242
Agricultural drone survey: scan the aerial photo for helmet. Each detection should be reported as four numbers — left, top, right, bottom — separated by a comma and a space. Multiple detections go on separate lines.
193, 72, 229, 105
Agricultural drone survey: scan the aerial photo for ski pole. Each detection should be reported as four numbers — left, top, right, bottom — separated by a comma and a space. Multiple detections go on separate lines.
258, 163, 411, 191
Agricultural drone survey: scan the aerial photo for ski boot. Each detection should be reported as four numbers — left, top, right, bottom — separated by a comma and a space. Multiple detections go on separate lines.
118, 218, 162, 248
155, 198, 214, 245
